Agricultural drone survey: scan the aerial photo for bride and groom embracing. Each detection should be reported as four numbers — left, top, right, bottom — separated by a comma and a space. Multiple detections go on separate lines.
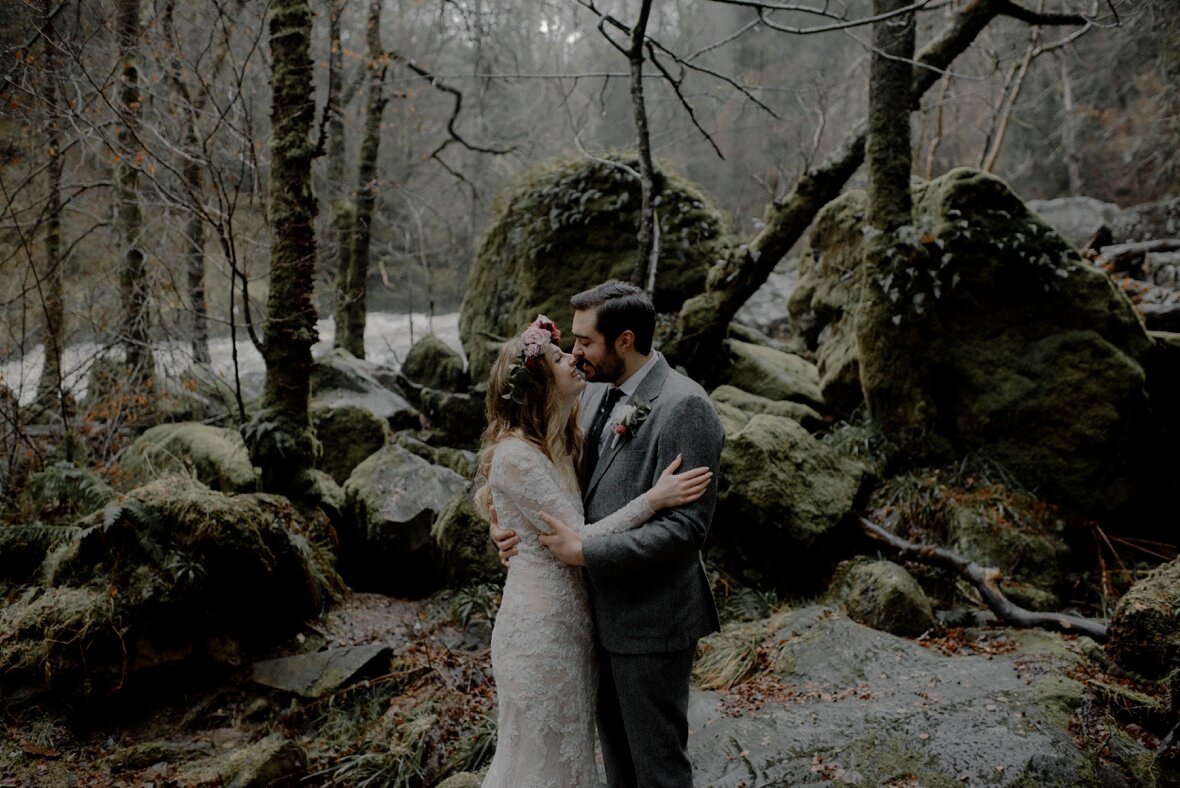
474, 280, 725, 787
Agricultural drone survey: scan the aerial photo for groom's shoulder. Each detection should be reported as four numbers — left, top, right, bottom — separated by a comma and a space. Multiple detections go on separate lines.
660, 365, 710, 404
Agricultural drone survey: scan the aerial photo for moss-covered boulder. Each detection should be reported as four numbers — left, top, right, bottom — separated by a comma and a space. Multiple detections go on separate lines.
395, 434, 477, 479
1106, 558, 1180, 679
460, 155, 729, 379
402, 333, 468, 392
119, 423, 258, 493
0, 523, 81, 585
787, 190, 868, 416
791, 169, 1154, 514
432, 485, 501, 585
311, 404, 387, 485
717, 414, 865, 589
945, 501, 1069, 611
712, 400, 751, 436
710, 384, 823, 430
830, 558, 936, 637
311, 347, 419, 430
175, 734, 307, 787
1, 475, 341, 696
417, 387, 486, 450
342, 445, 467, 595
722, 339, 824, 409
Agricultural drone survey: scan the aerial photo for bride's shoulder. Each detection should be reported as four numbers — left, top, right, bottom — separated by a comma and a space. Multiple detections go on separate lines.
490, 436, 544, 468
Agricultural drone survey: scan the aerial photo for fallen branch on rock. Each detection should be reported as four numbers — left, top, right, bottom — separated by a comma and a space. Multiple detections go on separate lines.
1094, 239, 1180, 272
858, 516, 1108, 641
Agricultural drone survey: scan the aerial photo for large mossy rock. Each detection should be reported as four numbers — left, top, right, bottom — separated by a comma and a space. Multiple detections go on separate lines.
709, 384, 823, 430
722, 339, 824, 409
119, 423, 258, 493
944, 501, 1069, 611
311, 403, 387, 485
1106, 558, 1180, 679
791, 168, 1154, 515
830, 558, 936, 637
402, 333, 468, 392
460, 156, 729, 379
432, 484, 502, 586
1, 475, 341, 696
788, 189, 869, 416
716, 414, 865, 589
311, 348, 419, 430
417, 387, 485, 450
342, 445, 467, 595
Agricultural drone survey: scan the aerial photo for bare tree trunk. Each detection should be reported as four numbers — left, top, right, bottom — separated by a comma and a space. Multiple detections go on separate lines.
1058, 51, 1082, 196
980, 9, 1042, 173
35, 0, 64, 406
114, 0, 153, 384
855, 0, 949, 462
335, 0, 386, 359
629, 0, 658, 290
184, 156, 210, 364
247, 0, 320, 498
662, 0, 1087, 377
923, 75, 952, 180
325, 0, 351, 327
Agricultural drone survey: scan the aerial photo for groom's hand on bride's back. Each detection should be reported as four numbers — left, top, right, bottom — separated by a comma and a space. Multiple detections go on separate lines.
488, 501, 520, 568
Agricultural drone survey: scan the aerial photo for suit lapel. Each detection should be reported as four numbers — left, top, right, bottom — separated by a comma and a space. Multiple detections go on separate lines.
584, 356, 671, 499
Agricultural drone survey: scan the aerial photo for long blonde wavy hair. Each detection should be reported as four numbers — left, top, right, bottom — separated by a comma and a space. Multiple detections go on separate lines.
474, 336, 583, 518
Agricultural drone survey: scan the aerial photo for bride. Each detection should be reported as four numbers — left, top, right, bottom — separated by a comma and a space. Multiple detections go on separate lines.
474, 315, 712, 787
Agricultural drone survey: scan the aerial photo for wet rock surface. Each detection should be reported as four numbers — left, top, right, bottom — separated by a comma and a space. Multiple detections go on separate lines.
688, 606, 1152, 786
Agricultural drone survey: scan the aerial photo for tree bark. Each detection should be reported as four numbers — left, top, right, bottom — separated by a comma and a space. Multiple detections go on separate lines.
662, 0, 1087, 376
335, 0, 387, 359
325, 0, 352, 337
1058, 50, 1081, 196
629, 0, 658, 290
248, 0, 320, 498
114, 0, 153, 384
855, 0, 949, 462
35, 0, 64, 406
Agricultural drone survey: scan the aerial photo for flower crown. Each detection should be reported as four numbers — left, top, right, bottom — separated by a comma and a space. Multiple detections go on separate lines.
502, 315, 562, 404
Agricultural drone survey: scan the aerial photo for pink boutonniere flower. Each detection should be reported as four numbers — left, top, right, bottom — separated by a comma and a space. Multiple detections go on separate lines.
610, 398, 652, 448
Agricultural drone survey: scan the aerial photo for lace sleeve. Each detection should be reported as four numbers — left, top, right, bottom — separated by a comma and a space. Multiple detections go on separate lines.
579, 494, 653, 539
490, 440, 652, 538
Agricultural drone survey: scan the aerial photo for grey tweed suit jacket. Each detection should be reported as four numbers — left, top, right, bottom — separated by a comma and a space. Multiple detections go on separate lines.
580, 354, 723, 654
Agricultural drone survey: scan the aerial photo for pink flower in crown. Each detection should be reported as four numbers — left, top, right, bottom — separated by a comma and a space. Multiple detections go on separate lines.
520, 326, 551, 362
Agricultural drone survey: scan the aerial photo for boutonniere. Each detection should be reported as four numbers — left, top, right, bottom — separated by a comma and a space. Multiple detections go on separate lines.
610, 398, 652, 448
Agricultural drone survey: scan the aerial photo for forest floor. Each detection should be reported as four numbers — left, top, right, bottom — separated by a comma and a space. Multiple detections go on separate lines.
0, 592, 483, 787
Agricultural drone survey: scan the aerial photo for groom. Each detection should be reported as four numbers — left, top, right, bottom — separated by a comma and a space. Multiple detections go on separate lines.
491, 280, 724, 788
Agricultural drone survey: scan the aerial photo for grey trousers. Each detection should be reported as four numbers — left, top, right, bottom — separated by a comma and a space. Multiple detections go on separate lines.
596, 644, 696, 788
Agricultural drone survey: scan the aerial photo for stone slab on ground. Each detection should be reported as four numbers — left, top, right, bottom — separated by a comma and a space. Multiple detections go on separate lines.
251, 643, 391, 698
688, 606, 1148, 786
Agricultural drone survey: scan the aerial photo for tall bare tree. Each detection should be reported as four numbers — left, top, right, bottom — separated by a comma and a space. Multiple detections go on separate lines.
334, 0, 387, 358
246, 0, 320, 498
34, 0, 65, 406
114, 0, 153, 384
662, 0, 1090, 378
854, 0, 949, 460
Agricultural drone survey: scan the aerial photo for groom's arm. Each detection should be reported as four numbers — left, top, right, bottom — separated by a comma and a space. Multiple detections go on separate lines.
581, 394, 723, 577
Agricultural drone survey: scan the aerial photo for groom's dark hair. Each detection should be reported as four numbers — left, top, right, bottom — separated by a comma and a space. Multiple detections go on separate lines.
570, 280, 656, 354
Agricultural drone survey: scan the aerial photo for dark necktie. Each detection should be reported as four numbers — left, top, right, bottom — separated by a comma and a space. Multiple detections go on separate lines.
581, 387, 623, 486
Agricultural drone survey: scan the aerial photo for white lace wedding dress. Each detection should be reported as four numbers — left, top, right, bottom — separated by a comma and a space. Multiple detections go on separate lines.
482, 437, 654, 788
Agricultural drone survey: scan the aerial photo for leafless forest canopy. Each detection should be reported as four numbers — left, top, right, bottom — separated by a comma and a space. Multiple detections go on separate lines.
0, 0, 1173, 373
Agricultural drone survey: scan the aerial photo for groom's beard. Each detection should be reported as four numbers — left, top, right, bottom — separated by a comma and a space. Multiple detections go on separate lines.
580, 347, 625, 384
